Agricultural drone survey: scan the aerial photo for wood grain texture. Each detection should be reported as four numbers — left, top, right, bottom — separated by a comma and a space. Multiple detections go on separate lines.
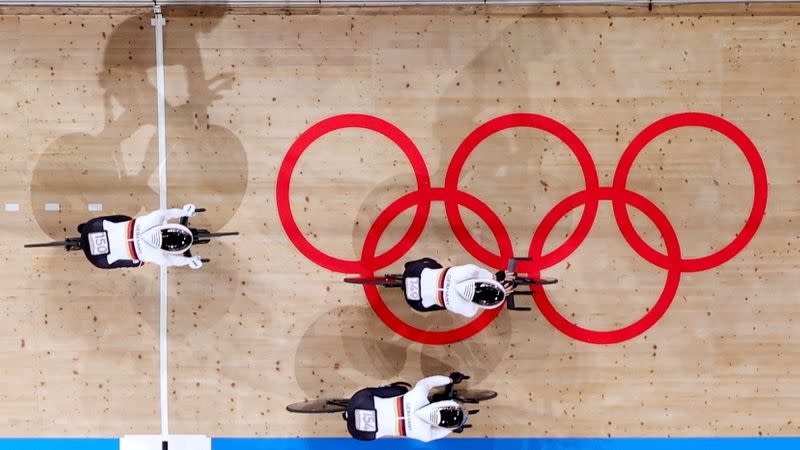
0, 4, 798, 438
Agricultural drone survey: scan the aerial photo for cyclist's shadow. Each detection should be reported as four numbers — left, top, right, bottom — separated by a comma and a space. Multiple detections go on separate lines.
28, 8, 249, 341
292, 303, 512, 398
30, 8, 247, 237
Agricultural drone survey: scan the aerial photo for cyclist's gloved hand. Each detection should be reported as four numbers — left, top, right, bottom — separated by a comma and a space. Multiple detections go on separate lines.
496, 270, 517, 281
496, 270, 517, 291
449, 372, 466, 384
188, 256, 203, 269
182, 204, 197, 217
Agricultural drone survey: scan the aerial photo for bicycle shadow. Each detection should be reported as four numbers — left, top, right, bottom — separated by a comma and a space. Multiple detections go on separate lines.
342, 17, 570, 344
30, 6, 246, 238
292, 304, 512, 399
293, 305, 408, 397
28, 6, 248, 341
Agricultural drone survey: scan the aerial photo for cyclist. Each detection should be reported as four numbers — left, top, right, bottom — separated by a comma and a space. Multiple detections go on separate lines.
400, 257, 515, 317
76, 204, 204, 270
344, 372, 475, 442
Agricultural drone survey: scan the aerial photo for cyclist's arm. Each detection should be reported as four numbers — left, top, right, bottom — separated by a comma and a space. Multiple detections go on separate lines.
414, 426, 451, 443
453, 264, 493, 282
161, 207, 190, 222
148, 251, 195, 267
139, 208, 187, 225
413, 375, 453, 393
425, 424, 454, 442
164, 253, 196, 267
474, 266, 495, 280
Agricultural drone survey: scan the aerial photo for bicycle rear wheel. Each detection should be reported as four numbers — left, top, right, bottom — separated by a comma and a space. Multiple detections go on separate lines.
286, 398, 350, 414
516, 276, 558, 286
195, 231, 239, 239
24, 241, 68, 248
454, 389, 498, 403
343, 276, 403, 288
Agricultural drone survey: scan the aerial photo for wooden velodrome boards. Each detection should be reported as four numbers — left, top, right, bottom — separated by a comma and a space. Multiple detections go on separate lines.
0, 1, 798, 438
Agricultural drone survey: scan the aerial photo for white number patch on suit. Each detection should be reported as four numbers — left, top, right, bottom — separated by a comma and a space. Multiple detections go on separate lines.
88, 231, 110, 256
405, 277, 421, 300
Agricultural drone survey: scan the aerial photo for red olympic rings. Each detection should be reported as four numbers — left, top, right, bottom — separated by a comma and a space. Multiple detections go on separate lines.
527, 187, 682, 344
612, 113, 768, 273
277, 112, 768, 345
276, 114, 431, 274
360, 188, 511, 344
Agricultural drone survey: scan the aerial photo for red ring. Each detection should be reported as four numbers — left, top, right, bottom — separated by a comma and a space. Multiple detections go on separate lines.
360, 188, 512, 345
529, 187, 682, 344
279, 113, 767, 345
443, 113, 600, 272
276, 114, 431, 273
613, 112, 768, 272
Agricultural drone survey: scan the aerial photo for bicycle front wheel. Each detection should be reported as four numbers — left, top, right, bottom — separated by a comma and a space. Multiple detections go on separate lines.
455, 389, 498, 403
516, 276, 558, 286
195, 231, 239, 239
286, 398, 350, 414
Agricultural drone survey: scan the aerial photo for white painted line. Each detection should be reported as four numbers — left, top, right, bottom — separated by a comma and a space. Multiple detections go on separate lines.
152, 4, 169, 438
159, 265, 168, 437
121, 434, 211, 450
4, 203, 19, 212
154, 10, 167, 212
87, 203, 103, 212
44, 203, 60, 212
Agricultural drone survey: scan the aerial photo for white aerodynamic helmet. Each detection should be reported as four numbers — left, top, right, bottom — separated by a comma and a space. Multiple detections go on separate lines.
416, 401, 469, 429
455, 279, 507, 309
143, 224, 193, 254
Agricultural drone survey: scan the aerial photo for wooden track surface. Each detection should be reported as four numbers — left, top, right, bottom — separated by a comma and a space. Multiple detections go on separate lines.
1, 4, 799, 437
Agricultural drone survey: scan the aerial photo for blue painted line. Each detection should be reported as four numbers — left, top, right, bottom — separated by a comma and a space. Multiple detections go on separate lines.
2, 437, 800, 449
212, 437, 800, 450
0, 439, 118, 450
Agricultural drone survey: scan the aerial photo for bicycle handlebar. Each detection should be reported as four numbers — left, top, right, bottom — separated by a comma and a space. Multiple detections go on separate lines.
507, 256, 531, 273
506, 257, 533, 312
